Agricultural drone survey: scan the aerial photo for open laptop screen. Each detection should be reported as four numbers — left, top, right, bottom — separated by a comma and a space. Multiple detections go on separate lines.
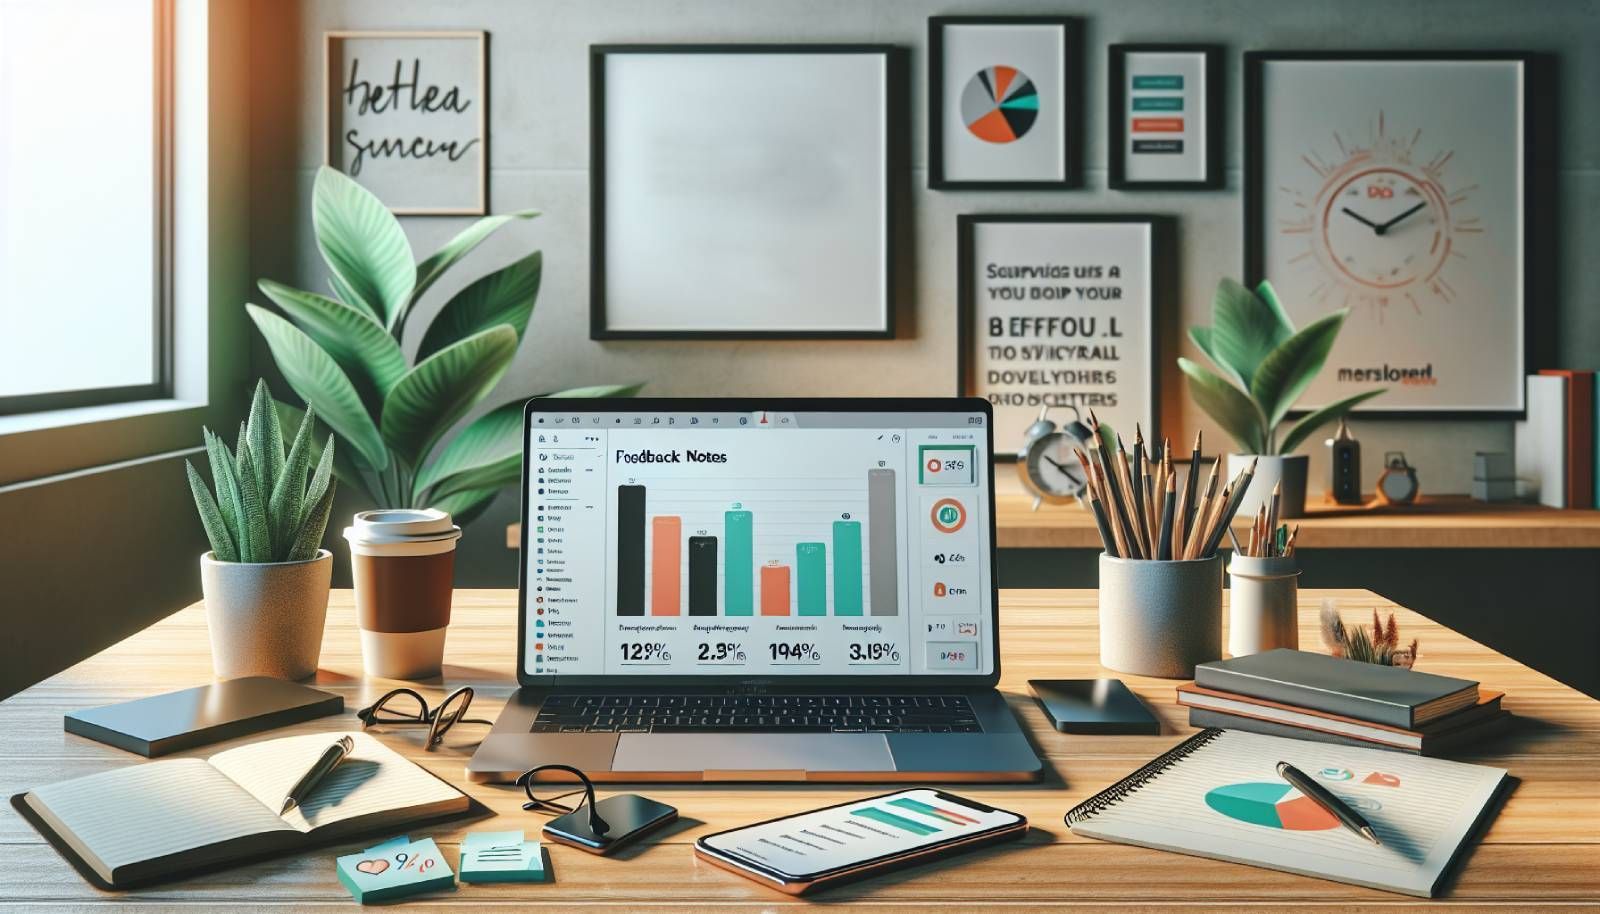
520, 403, 995, 681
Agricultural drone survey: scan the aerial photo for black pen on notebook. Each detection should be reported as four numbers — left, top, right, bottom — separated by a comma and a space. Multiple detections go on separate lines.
1276, 761, 1382, 845
281, 735, 354, 815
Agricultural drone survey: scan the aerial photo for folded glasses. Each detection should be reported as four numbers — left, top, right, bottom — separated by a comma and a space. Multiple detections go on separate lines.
355, 686, 493, 750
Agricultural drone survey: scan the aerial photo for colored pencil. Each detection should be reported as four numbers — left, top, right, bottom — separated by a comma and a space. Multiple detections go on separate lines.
1156, 474, 1177, 560
1182, 431, 1202, 534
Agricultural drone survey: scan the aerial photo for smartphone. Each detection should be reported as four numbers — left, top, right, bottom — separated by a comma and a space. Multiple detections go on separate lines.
542, 794, 678, 855
694, 789, 1026, 895
1029, 678, 1161, 734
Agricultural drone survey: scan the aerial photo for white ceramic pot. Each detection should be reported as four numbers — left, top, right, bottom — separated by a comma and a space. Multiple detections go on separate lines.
1227, 555, 1300, 657
201, 549, 332, 680
1229, 454, 1309, 520
1098, 553, 1223, 678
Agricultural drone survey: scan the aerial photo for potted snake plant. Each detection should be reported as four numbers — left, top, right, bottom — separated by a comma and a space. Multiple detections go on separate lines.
186, 381, 338, 679
1179, 278, 1385, 518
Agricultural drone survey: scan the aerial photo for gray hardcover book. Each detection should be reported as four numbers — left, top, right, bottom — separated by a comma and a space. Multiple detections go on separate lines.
1187, 707, 1511, 757
1194, 649, 1477, 728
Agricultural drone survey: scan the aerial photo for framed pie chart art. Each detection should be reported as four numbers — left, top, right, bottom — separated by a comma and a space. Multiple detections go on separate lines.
930, 16, 1081, 189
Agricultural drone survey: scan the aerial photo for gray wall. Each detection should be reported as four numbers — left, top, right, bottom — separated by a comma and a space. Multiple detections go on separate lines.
249, 0, 1600, 585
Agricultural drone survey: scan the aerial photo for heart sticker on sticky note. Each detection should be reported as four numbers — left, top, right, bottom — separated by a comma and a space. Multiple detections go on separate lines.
355, 858, 390, 875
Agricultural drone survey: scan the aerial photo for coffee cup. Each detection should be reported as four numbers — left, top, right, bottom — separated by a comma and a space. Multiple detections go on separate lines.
343, 509, 462, 679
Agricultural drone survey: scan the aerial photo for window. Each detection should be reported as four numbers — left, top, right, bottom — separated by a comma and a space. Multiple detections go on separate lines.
0, 0, 171, 414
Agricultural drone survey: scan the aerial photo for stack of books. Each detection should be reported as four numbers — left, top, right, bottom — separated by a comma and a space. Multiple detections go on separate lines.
1178, 649, 1511, 756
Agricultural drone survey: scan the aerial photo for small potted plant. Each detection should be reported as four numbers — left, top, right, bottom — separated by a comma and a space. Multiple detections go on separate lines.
1179, 278, 1385, 518
185, 381, 338, 680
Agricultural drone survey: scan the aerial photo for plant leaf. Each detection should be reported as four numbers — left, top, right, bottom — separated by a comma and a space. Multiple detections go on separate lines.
302, 437, 336, 530
1254, 279, 1297, 335
186, 460, 238, 562
1178, 357, 1266, 454
312, 166, 415, 328
381, 325, 518, 468
1188, 325, 1245, 388
410, 210, 542, 310
287, 473, 337, 562
328, 271, 379, 323
275, 400, 376, 504
248, 304, 389, 471
257, 279, 408, 397
270, 404, 317, 556
1211, 277, 1293, 388
1278, 389, 1388, 454
204, 429, 246, 557
245, 380, 284, 498
416, 251, 542, 362
1250, 309, 1348, 429
429, 484, 501, 526
235, 445, 274, 562
414, 400, 524, 500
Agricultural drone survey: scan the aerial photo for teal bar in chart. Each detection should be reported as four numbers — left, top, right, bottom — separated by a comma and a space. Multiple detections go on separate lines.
1132, 96, 1184, 111
832, 520, 863, 616
1132, 74, 1183, 90
725, 510, 753, 616
852, 806, 939, 836
796, 543, 827, 616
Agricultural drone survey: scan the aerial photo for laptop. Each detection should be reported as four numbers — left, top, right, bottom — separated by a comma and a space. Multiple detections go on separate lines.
466, 398, 1043, 783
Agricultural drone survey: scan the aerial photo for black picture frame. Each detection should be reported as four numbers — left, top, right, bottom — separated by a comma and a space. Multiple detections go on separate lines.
928, 16, 1083, 190
1107, 44, 1224, 191
1243, 51, 1554, 419
957, 213, 1172, 457
589, 44, 906, 340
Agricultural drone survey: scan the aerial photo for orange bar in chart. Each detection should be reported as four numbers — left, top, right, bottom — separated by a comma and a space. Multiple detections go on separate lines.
760, 564, 791, 616
1131, 117, 1184, 133
650, 516, 681, 615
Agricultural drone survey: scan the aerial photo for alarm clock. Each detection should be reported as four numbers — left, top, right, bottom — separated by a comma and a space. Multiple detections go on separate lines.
1016, 406, 1095, 511
1375, 451, 1421, 506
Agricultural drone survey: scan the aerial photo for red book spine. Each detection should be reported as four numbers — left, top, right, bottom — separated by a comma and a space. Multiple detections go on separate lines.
1539, 370, 1595, 508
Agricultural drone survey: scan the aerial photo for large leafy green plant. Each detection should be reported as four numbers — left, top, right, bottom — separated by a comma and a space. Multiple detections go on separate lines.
1178, 278, 1384, 456
249, 167, 639, 524
186, 381, 336, 563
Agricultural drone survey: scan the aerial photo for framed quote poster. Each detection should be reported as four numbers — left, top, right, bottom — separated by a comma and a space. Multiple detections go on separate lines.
1246, 51, 1553, 416
324, 31, 487, 215
590, 45, 903, 339
929, 16, 1082, 189
1108, 44, 1222, 190
958, 214, 1170, 452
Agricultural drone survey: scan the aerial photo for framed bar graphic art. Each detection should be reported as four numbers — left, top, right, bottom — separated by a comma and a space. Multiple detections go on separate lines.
1244, 51, 1554, 416
929, 16, 1082, 190
1108, 44, 1223, 190
590, 44, 905, 339
958, 214, 1171, 451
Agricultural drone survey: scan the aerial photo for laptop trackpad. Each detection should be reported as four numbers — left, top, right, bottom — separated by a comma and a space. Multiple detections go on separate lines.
612, 733, 893, 777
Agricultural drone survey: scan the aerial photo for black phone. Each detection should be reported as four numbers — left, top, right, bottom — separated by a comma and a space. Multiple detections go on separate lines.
1029, 678, 1161, 734
542, 794, 678, 855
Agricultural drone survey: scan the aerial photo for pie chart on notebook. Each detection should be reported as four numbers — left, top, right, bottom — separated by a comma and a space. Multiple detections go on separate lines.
960, 65, 1039, 143
1204, 782, 1340, 830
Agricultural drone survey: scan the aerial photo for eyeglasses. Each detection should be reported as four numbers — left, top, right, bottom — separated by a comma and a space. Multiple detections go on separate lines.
518, 764, 610, 836
355, 687, 493, 750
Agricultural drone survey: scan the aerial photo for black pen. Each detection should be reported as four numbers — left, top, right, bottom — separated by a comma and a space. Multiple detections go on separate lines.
1276, 761, 1381, 845
281, 735, 354, 815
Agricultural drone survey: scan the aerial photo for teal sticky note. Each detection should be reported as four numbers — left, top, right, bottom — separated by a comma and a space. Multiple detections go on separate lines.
460, 829, 547, 883
337, 836, 456, 904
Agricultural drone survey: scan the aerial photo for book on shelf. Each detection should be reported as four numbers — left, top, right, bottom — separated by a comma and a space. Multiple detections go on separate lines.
1536, 369, 1595, 509
1194, 649, 1478, 729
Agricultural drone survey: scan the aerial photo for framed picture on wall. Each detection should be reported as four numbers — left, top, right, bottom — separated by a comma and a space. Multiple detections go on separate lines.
590, 44, 904, 339
324, 30, 487, 215
1108, 44, 1223, 190
929, 16, 1082, 190
958, 214, 1171, 452
1245, 51, 1554, 416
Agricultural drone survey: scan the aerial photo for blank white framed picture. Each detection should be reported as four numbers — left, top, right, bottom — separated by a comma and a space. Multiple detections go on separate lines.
590, 45, 905, 339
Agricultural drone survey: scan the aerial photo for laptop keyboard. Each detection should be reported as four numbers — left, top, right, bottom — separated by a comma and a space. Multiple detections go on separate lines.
530, 694, 984, 734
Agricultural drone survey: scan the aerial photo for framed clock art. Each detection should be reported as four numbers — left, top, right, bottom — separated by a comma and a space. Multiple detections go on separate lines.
1244, 52, 1555, 417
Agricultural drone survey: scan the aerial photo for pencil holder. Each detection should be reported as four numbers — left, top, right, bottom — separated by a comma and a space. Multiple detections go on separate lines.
1097, 554, 1223, 678
1226, 555, 1300, 657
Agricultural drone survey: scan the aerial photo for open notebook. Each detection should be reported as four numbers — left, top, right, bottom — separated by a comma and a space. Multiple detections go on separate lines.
14, 731, 469, 888
1065, 729, 1508, 898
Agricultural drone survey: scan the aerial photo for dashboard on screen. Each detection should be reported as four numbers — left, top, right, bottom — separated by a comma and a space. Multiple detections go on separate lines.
522, 408, 993, 679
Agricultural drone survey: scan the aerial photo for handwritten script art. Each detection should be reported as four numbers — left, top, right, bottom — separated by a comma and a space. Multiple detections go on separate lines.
342, 58, 477, 175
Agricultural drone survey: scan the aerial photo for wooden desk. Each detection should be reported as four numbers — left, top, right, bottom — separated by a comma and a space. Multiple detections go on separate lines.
506, 474, 1600, 550
4, 589, 1597, 911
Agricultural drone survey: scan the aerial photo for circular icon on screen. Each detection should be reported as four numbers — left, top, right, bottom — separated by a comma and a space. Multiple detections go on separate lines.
930, 498, 968, 534
927, 458, 942, 474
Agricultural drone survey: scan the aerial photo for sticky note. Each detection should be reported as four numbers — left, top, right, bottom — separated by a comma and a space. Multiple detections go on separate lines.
459, 829, 548, 883
337, 836, 456, 904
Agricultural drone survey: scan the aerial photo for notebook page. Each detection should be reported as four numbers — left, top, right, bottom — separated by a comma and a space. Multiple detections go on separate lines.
1069, 730, 1505, 897
28, 759, 292, 874
207, 731, 463, 833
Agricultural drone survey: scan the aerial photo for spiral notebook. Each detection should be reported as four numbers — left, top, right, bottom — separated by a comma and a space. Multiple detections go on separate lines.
1064, 729, 1508, 898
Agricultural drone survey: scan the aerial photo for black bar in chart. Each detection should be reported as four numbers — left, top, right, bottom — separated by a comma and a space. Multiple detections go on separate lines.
688, 535, 718, 616
616, 484, 646, 615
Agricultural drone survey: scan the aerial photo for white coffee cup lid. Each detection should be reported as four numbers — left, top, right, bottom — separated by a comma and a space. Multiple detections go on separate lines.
344, 508, 462, 546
